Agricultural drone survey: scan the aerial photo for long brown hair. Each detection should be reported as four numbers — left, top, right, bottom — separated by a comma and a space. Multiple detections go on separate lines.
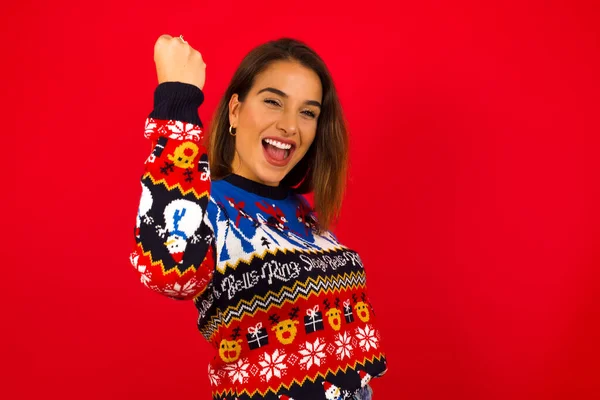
207, 38, 349, 233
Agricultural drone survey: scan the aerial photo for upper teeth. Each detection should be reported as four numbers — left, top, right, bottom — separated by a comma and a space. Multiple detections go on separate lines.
265, 138, 292, 150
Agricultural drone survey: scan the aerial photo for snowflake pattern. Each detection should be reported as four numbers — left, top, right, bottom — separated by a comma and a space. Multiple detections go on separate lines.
165, 120, 203, 141
258, 349, 287, 382
356, 325, 378, 352
144, 118, 157, 138
140, 271, 152, 286
129, 251, 139, 268
298, 337, 327, 370
224, 358, 250, 384
130, 252, 148, 278
162, 279, 198, 297
334, 331, 353, 360
148, 284, 160, 292
208, 364, 220, 386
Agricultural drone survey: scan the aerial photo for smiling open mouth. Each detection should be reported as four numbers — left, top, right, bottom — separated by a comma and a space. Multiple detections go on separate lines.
262, 138, 295, 164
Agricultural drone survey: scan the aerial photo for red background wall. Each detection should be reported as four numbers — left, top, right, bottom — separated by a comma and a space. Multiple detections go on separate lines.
3, 1, 599, 399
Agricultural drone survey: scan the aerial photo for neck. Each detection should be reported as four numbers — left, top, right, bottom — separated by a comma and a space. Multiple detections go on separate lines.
222, 173, 289, 200
230, 160, 281, 187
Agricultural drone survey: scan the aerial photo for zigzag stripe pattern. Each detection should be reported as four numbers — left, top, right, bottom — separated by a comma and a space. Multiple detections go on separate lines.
143, 172, 210, 198
200, 271, 366, 339
134, 245, 200, 277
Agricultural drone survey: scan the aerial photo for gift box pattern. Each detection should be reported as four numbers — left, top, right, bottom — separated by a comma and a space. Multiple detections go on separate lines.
246, 323, 269, 350
304, 305, 324, 333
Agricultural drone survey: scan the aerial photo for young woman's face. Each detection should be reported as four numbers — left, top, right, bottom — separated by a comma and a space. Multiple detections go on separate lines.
229, 60, 323, 187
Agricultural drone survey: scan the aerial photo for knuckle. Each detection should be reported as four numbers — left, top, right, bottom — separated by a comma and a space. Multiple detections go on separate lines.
154, 36, 171, 53
192, 52, 205, 66
156, 34, 172, 44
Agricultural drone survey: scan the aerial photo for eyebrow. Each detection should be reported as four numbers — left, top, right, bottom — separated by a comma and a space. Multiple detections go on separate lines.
257, 87, 322, 108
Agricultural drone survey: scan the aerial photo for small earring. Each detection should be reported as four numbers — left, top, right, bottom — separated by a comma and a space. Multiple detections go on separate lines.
229, 125, 237, 136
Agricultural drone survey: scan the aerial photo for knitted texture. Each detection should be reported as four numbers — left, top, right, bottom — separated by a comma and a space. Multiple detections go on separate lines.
130, 82, 388, 400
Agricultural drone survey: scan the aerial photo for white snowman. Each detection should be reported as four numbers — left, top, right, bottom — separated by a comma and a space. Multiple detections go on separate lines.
322, 381, 342, 400
162, 199, 203, 263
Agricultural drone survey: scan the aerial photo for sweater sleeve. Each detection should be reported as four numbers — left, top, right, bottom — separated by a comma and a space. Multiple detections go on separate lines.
129, 82, 215, 300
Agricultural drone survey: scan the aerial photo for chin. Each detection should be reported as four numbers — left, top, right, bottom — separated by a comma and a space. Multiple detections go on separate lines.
257, 170, 287, 187
256, 162, 291, 187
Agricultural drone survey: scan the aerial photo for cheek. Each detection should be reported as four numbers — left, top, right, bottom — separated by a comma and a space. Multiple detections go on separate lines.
236, 115, 261, 155
237, 108, 272, 150
299, 129, 317, 153
241, 103, 273, 132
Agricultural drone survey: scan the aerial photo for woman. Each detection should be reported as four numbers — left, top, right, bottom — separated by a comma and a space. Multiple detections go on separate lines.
131, 34, 387, 400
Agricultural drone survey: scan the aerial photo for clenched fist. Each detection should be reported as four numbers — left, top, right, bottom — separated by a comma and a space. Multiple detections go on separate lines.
154, 34, 206, 90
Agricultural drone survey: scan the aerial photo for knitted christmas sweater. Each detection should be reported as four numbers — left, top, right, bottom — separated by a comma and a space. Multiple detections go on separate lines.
129, 82, 388, 400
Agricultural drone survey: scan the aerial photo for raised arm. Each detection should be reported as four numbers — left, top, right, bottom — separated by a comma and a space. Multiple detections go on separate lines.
129, 34, 214, 300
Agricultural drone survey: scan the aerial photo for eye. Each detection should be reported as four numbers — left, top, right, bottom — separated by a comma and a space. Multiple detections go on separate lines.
264, 98, 281, 107
301, 109, 317, 118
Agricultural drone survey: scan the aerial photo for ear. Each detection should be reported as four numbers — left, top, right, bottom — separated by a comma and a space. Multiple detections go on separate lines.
228, 93, 241, 128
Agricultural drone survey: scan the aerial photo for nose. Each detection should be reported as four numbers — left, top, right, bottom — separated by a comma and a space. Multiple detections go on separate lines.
275, 109, 298, 136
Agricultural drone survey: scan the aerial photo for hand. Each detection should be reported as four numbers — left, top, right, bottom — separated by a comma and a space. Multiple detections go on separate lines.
154, 34, 206, 90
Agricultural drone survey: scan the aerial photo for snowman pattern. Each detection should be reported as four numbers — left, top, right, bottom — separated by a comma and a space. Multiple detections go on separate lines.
157, 199, 204, 263
322, 381, 343, 400
323, 378, 371, 400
